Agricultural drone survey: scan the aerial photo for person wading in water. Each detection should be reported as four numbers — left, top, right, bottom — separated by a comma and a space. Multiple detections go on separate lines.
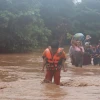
41, 41, 67, 85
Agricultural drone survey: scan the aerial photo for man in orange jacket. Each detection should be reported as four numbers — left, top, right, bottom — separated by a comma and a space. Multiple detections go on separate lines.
41, 41, 67, 85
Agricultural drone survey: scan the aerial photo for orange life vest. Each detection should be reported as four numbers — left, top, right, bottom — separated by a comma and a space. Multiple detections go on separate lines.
44, 48, 63, 67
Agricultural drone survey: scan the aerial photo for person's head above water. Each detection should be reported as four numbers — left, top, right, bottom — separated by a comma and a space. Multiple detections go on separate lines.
50, 40, 59, 49
77, 41, 82, 46
50, 40, 59, 53
71, 39, 77, 46
86, 35, 91, 40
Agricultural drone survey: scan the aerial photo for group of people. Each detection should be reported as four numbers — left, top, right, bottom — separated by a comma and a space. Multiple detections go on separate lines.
41, 36, 100, 85
83, 41, 100, 66
69, 37, 100, 67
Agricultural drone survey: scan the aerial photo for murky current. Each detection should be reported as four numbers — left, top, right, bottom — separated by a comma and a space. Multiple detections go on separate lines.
0, 50, 100, 100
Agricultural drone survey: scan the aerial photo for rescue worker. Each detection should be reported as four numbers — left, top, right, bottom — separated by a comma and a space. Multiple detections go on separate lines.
41, 41, 67, 85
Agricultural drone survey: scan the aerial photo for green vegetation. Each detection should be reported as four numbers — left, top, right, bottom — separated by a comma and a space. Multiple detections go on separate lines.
0, 0, 99, 52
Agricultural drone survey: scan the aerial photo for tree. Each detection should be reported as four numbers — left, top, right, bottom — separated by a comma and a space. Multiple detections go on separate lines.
40, 0, 75, 45
73, 0, 100, 44
0, 0, 51, 52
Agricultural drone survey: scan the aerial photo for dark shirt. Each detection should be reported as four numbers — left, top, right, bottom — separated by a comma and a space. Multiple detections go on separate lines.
97, 46, 100, 58
91, 48, 98, 58
84, 47, 92, 56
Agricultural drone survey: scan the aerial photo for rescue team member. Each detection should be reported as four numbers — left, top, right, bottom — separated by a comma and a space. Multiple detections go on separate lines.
41, 41, 67, 85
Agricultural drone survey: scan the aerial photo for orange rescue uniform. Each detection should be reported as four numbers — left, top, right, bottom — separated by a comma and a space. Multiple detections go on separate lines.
42, 48, 66, 85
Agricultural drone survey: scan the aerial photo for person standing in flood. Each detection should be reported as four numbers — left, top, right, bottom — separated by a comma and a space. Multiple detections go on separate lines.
74, 41, 84, 67
91, 46, 99, 65
69, 39, 84, 67
69, 40, 77, 65
41, 41, 67, 85
83, 43, 92, 65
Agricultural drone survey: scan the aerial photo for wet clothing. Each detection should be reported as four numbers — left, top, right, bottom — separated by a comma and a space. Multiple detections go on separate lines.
69, 46, 76, 65
74, 50, 83, 67
91, 48, 99, 65
42, 48, 66, 85
42, 48, 66, 70
83, 47, 92, 65
45, 70, 61, 85
69, 46, 84, 67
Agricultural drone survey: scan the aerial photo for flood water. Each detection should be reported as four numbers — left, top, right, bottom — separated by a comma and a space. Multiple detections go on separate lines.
0, 50, 100, 100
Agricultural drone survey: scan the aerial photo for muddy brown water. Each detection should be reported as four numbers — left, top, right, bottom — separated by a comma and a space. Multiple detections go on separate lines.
0, 51, 100, 100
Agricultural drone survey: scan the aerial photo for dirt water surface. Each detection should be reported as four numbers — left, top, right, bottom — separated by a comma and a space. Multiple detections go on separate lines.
0, 52, 100, 100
